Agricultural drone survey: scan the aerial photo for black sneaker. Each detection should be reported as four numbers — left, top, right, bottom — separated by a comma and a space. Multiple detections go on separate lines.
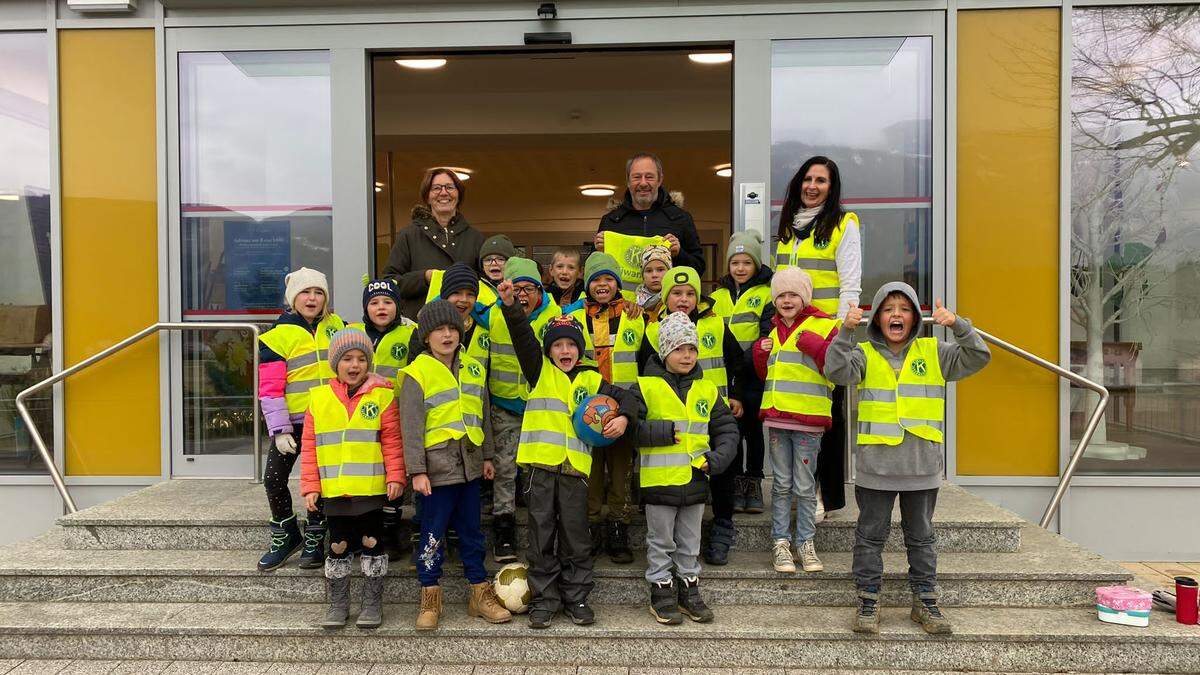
649, 580, 682, 625
528, 608, 555, 629
564, 601, 595, 626
676, 576, 714, 623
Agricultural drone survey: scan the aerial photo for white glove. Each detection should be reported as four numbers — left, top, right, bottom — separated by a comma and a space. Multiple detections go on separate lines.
274, 433, 297, 455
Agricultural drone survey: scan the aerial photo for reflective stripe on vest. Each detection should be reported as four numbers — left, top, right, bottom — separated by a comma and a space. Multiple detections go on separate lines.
309, 383, 392, 498
638, 376, 717, 488
711, 285, 771, 351
773, 212, 857, 315
569, 307, 645, 389
487, 299, 561, 402
761, 316, 837, 418
424, 269, 499, 308
400, 352, 487, 448
259, 314, 345, 416
517, 363, 601, 475
856, 337, 946, 445
646, 314, 729, 401
602, 231, 667, 295
348, 321, 417, 384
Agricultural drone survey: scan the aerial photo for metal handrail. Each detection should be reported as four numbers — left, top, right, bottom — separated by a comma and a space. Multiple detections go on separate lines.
914, 317, 1109, 529
14, 322, 261, 514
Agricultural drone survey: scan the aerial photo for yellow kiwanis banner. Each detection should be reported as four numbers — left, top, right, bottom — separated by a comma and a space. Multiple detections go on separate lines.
602, 231, 667, 293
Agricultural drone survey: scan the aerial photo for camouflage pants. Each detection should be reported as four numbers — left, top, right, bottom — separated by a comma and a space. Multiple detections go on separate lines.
489, 402, 522, 516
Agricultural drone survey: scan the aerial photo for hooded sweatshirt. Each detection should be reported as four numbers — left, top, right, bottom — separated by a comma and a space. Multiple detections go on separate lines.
824, 282, 991, 491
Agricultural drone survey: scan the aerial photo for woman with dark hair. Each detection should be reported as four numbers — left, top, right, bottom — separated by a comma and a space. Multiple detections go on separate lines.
383, 168, 485, 321
772, 155, 862, 518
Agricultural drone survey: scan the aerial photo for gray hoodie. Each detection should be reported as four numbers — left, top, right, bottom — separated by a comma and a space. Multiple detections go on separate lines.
824, 282, 991, 491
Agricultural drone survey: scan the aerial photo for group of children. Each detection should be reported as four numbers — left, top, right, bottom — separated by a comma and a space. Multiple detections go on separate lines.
254, 228, 990, 635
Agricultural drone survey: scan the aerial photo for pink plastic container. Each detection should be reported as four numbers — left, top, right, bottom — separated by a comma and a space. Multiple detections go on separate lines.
1096, 586, 1152, 627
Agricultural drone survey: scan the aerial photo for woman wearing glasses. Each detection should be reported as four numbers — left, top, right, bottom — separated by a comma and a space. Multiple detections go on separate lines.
383, 167, 486, 321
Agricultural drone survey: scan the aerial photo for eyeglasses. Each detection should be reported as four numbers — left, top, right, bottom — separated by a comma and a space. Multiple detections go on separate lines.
482, 255, 506, 265
430, 184, 458, 194
513, 285, 539, 296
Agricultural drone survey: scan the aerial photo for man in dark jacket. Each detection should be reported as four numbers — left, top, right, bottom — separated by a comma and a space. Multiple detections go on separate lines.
628, 311, 738, 626
594, 153, 706, 275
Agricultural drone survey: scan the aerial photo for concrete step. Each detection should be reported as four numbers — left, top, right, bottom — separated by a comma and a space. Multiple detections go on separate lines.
0, 526, 1128, 608
56, 480, 1022, 553
0, 601, 1196, 672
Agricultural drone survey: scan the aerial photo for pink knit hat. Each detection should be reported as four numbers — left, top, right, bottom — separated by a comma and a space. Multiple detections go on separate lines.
770, 267, 814, 306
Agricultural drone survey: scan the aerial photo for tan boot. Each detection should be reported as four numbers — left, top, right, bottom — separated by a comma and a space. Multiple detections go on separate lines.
467, 581, 513, 624
416, 585, 442, 631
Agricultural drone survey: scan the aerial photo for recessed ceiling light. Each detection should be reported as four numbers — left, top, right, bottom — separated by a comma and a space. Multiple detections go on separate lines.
374, 187, 382, 193
0, 194, 18, 201
579, 184, 616, 197
714, 163, 733, 178
374, 181, 384, 188
689, 52, 732, 65
396, 58, 447, 70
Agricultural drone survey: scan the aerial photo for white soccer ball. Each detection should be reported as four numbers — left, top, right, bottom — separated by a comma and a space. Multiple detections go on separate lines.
494, 562, 532, 614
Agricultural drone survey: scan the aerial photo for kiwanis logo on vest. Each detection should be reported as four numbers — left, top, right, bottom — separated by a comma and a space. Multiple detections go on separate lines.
325, 325, 338, 339
701, 332, 717, 350
695, 398, 710, 417
359, 401, 380, 421
573, 386, 589, 406
621, 327, 637, 346
391, 343, 407, 361
747, 296, 763, 309
911, 358, 928, 377
813, 238, 830, 251
467, 362, 482, 378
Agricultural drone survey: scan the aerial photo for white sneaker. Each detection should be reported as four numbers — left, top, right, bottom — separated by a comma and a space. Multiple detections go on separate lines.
798, 539, 824, 572
772, 539, 796, 573
814, 487, 826, 523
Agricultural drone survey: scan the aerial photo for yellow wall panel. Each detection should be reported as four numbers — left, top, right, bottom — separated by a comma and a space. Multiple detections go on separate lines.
60, 29, 159, 476
957, 9, 1060, 476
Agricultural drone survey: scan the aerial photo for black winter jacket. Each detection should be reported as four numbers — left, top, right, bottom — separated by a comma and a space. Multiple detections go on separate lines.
629, 356, 739, 507
382, 205, 485, 321
598, 188, 706, 275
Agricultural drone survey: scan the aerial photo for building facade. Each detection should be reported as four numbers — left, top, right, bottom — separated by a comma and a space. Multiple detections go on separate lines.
1, 0, 1197, 559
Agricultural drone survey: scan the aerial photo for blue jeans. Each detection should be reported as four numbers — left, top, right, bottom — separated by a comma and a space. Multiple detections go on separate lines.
415, 479, 487, 587
768, 428, 822, 546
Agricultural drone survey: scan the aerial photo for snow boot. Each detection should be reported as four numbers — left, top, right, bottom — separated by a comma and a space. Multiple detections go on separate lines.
743, 476, 765, 514
676, 575, 714, 623
356, 554, 387, 629
732, 475, 748, 513
297, 518, 326, 569
649, 580, 682, 625
703, 518, 736, 566
606, 520, 634, 564
257, 515, 301, 572
321, 557, 352, 629
492, 512, 518, 563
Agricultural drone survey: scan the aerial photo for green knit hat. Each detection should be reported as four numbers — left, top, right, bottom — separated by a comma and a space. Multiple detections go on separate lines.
503, 256, 542, 287
727, 229, 763, 268
479, 234, 517, 265
662, 265, 701, 298
583, 251, 621, 286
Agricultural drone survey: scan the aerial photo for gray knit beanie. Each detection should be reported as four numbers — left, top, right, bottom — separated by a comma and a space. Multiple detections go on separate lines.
417, 299, 464, 344
328, 328, 374, 373
656, 311, 698, 358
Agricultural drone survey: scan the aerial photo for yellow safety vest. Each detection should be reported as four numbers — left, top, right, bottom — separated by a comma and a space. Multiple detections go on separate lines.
773, 212, 857, 315
711, 285, 771, 351
857, 337, 946, 445
761, 316, 837, 418
638, 376, 717, 488
401, 352, 487, 448
602, 231, 667, 300
424, 270, 499, 308
487, 300, 562, 402
517, 363, 602, 475
646, 314, 729, 401
568, 306, 645, 389
309, 383, 392, 498
259, 314, 346, 416
348, 321, 417, 383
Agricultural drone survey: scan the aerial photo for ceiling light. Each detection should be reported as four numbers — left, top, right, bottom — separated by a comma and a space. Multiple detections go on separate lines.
689, 52, 732, 65
714, 163, 733, 178
374, 187, 382, 193
395, 58, 447, 70
579, 184, 615, 197
0, 194, 18, 201
446, 167, 472, 181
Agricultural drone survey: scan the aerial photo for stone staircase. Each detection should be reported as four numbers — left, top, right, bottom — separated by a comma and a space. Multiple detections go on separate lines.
0, 479, 1196, 672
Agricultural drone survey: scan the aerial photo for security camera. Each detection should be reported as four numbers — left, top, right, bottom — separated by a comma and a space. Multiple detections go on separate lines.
538, 3, 557, 20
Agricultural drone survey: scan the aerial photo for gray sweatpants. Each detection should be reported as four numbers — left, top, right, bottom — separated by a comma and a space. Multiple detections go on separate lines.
489, 403, 521, 516
852, 485, 939, 593
644, 503, 705, 584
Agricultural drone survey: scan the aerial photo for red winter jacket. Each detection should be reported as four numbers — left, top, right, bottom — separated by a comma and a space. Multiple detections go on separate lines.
300, 374, 406, 497
754, 307, 840, 429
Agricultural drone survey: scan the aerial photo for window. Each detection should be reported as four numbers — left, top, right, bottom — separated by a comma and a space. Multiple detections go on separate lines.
0, 32, 51, 475
770, 37, 934, 305
179, 51, 331, 457
1071, 6, 1200, 474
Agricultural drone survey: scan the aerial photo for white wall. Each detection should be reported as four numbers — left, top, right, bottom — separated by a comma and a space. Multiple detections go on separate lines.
0, 483, 146, 545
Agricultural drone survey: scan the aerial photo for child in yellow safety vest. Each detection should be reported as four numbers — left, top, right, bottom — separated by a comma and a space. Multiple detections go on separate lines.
545, 246, 586, 308
629, 311, 739, 625
349, 277, 417, 560
825, 282, 990, 636
299, 328, 406, 629
634, 244, 672, 322
497, 280, 636, 628
564, 251, 644, 565
751, 267, 840, 576
256, 267, 345, 572
401, 300, 512, 631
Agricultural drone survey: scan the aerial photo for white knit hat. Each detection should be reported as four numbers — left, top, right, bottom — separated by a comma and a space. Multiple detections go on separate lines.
284, 267, 329, 311
656, 311, 698, 358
